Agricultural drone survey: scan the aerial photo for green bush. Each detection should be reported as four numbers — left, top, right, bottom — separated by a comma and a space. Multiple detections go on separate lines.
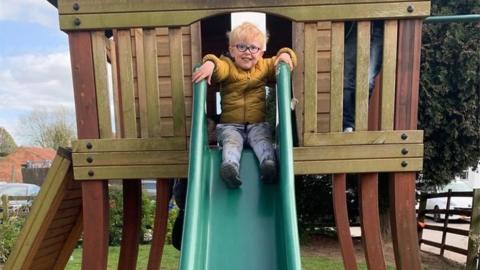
0, 216, 26, 263
108, 185, 177, 246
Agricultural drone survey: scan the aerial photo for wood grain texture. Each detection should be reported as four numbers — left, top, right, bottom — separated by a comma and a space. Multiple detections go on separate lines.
330, 22, 344, 132
355, 21, 370, 131
68, 32, 109, 270
303, 23, 318, 143
59, 2, 431, 30
380, 20, 398, 130
390, 19, 423, 270
359, 173, 386, 270
332, 174, 358, 270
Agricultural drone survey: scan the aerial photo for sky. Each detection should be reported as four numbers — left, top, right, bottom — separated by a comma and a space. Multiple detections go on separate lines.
0, 2, 265, 146
0, 0, 73, 146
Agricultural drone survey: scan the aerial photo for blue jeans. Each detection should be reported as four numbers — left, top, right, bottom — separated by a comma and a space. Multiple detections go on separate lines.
343, 21, 384, 130
216, 122, 276, 167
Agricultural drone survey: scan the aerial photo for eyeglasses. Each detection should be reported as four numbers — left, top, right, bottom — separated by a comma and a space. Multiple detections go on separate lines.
234, 44, 261, 54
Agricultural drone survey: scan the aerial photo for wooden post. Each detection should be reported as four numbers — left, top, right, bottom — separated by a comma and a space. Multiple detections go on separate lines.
332, 174, 358, 270
440, 189, 452, 256
466, 189, 480, 269
417, 194, 427, 243
69, 31, 109, 270
2, 195, 8, 221
389, 19, 423, 270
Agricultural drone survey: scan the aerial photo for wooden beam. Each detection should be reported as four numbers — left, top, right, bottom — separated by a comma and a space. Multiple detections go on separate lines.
303, 130, 423, 146
389, 19, 423, 270
72, 137, 185, 152
359, 173, 386, 270
68, 31, 109, 270
75, 165, 188, 180
295, 158, 422, 175
332, 174, 358, 270
58, 0, 430, 14
59, 2, 431, 30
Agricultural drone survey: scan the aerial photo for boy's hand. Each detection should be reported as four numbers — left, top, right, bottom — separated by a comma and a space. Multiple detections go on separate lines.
274, 53, 294, 71
192, 61, 215, 85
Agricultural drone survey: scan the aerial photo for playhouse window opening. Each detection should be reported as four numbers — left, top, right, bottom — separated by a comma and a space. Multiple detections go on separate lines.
212, 12, 293, 117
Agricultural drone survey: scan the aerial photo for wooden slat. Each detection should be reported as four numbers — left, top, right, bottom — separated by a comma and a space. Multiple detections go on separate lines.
293, 144, 423, 160
169, 27, 187, 139
190, 22, 202, 69
53, 215, 83, 270
330, 22, 344, 132
303, 22, 318, 142
292, 22, 305, 146
294, 158, 422, 175
355, 21, 370, 131
359, 173, 386, 270
74, 165, 188, 180
147, 180, 173, 270
380, 20, 398, 130
59, 2, 431, 30
332, 174, 358, 270
303, 130, 423, 146
117, 29, 138, 138
143, 28, 162, 138
134, 28, 149, 137
73, 151, 188, 166
72, 137, 185, 152
91, 31, 113, 138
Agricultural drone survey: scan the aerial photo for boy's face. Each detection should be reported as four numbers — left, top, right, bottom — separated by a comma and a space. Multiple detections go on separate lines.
229, 38, 264, 71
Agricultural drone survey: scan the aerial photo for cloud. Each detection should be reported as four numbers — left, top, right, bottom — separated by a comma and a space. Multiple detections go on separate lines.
0, 0, 58, 28
0, 52, 74, 112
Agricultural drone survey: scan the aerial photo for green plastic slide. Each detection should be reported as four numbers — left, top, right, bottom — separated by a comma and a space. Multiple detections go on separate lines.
180, 63, 301, 270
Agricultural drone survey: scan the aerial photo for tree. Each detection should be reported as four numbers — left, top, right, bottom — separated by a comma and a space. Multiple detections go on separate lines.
19, 106, 77, 150
0, 128, 17, 156
419, 0, 480, 188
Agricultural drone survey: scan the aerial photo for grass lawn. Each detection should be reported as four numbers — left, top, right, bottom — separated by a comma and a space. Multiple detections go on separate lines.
65, 245, 392, 270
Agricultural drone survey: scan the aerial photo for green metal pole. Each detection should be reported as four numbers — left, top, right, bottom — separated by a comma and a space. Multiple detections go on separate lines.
425, 14, 480, 23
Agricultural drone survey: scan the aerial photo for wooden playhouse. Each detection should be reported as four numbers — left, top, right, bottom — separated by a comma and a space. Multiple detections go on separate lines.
6, 1, 430, 269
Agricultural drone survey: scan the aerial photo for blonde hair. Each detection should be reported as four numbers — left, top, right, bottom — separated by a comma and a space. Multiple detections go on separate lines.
228, 22, 268, 50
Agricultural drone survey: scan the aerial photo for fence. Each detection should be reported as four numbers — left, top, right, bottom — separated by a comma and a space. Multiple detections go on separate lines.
417, 190, 473, 256
0, 195, 35, 222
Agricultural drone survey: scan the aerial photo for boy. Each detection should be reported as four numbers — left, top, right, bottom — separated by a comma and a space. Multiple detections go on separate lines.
192, 22, 296, 188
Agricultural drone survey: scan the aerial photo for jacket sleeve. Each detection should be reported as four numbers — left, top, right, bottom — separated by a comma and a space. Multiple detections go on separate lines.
202, 54, 230, 83
265, 47, 298, 80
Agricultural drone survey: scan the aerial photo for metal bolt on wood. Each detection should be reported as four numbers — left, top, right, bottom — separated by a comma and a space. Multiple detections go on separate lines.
86, 142, 93, 149
401, 161, 408, 167
86, 157, 93, 163
401, 148, 409, 155
73, 3, 80, 11
407, 5, 414, 13
74, 18, 81, 26
88, 170, 94, 177
401, 133, 408, 140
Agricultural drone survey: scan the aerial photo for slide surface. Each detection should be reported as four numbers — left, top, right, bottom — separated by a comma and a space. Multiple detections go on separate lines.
180, 63, 301, 270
